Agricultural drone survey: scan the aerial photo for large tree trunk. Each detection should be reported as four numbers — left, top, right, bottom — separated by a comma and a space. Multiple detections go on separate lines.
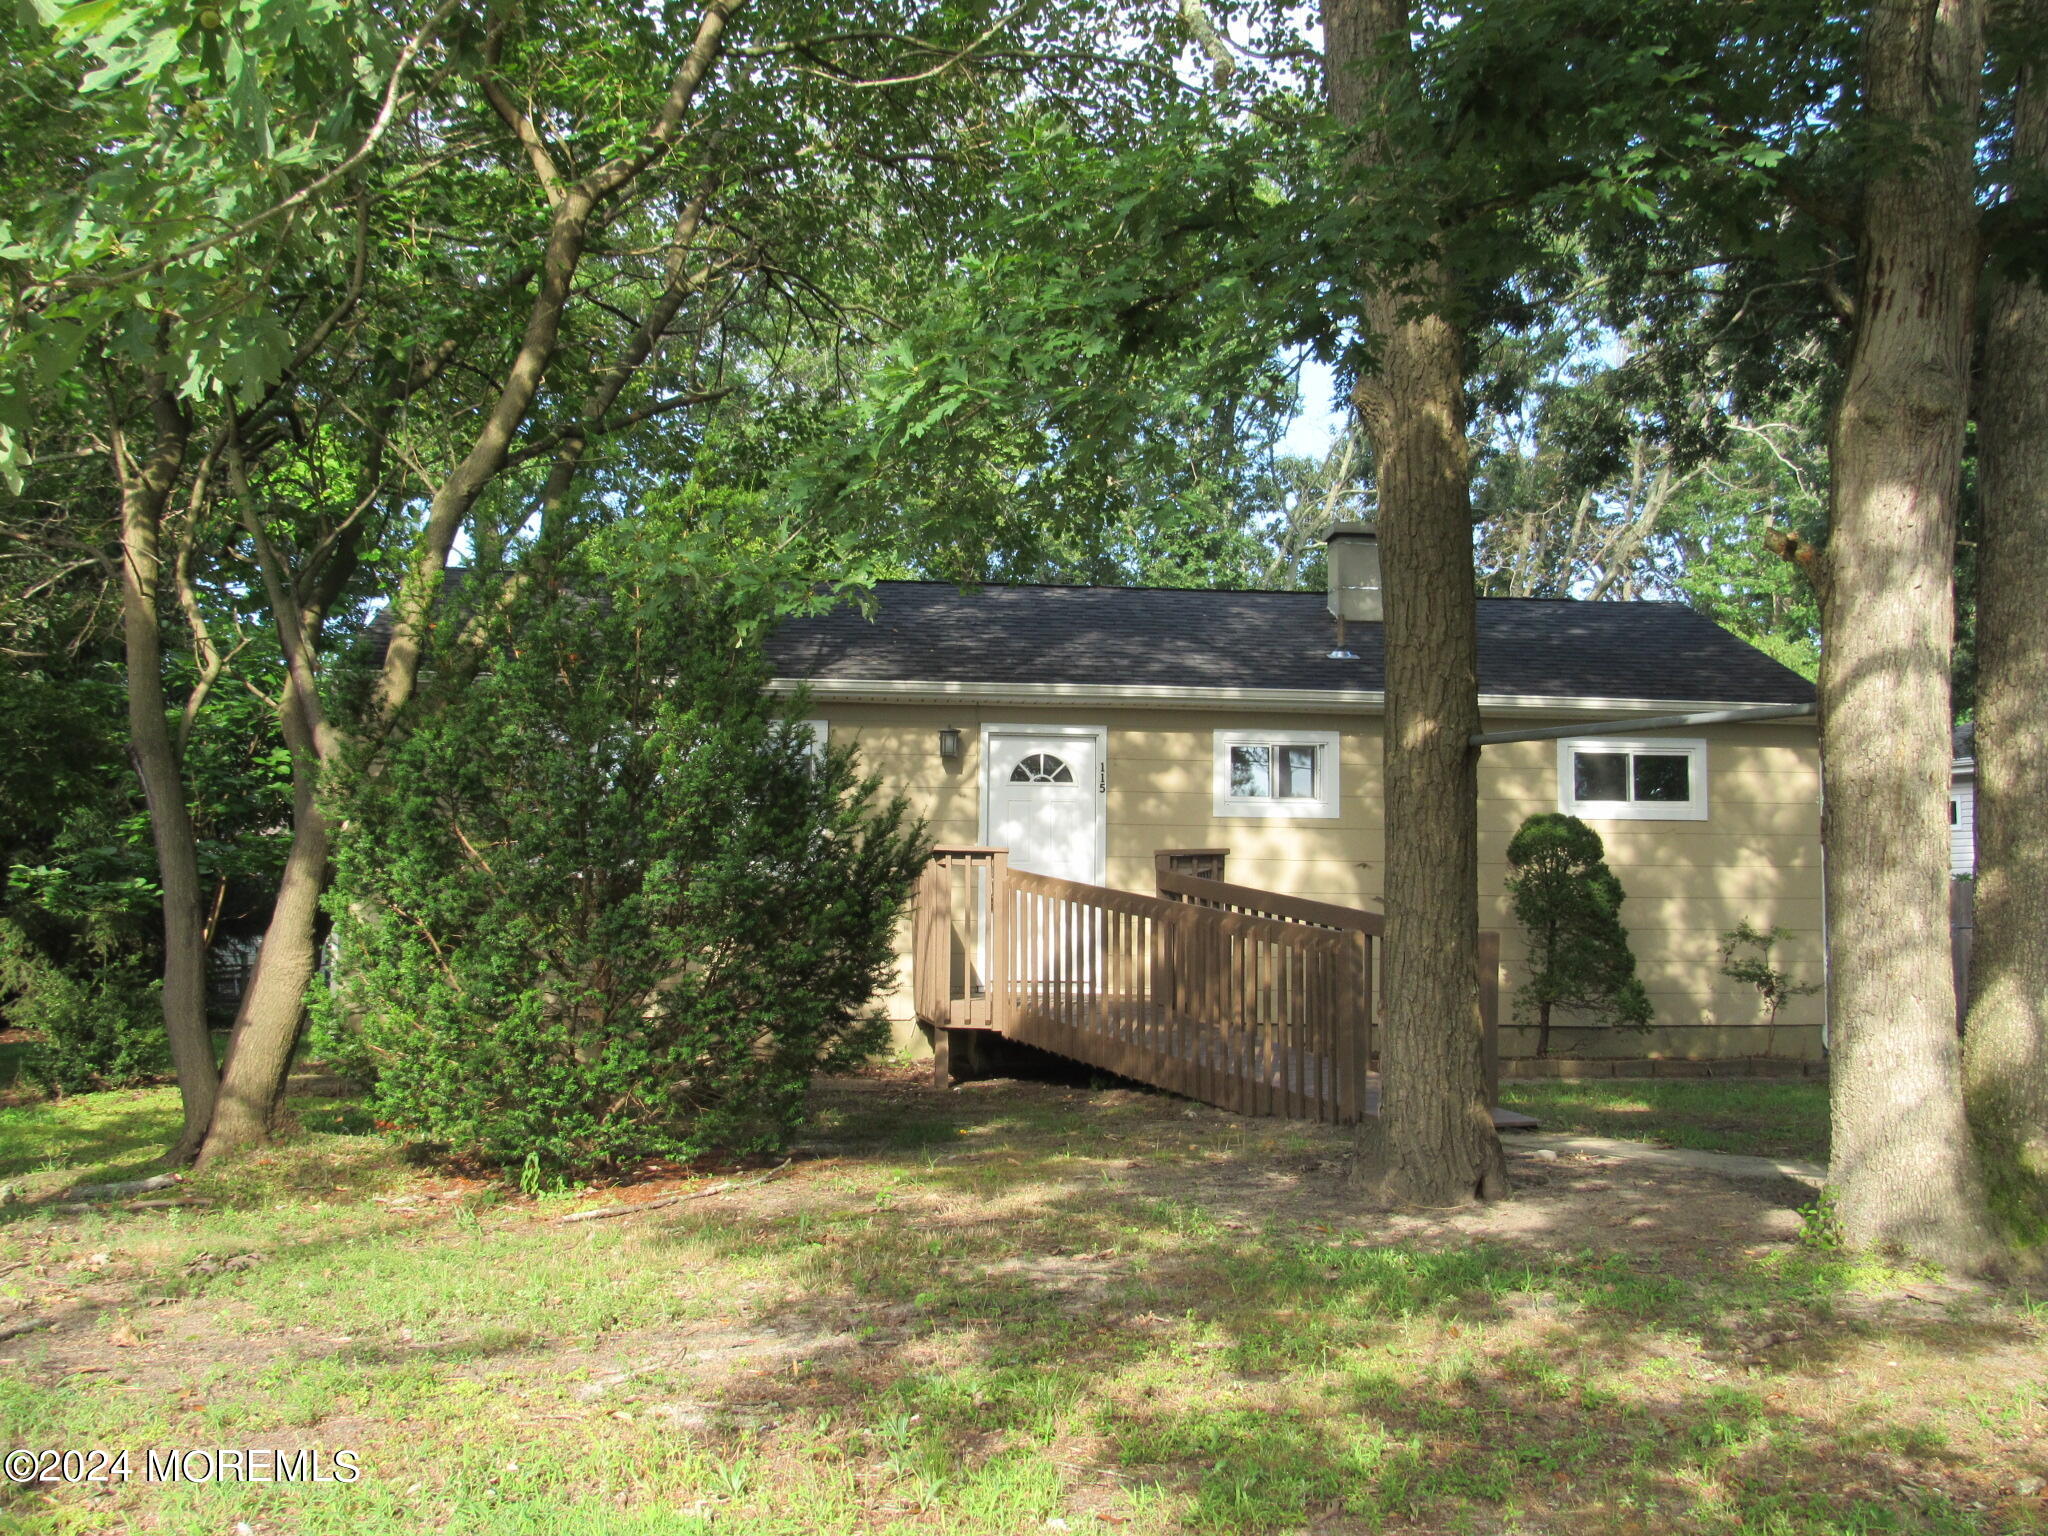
1323, 0, 1507, 1204
114, 390, 218, 1161
1819, 0, 1996, 1268
1963, 7, 2048, 1221
199, 451, 350, 1165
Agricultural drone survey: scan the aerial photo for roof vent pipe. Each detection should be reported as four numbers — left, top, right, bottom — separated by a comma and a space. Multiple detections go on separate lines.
1325, 522, 1382, 625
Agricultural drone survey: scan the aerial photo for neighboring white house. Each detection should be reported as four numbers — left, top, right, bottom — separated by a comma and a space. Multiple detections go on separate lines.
1951, 723, 1976, 877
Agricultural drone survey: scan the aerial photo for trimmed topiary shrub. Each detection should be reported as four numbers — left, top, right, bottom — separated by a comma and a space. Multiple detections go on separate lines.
1504, 812, 1653, 1058
319, 564, 928, 1175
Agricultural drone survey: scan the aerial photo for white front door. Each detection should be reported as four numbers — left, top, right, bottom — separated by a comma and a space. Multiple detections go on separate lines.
984, 727, 1106, 884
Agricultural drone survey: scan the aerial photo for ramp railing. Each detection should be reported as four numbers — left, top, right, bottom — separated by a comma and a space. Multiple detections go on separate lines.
914, 847, 1371, 1122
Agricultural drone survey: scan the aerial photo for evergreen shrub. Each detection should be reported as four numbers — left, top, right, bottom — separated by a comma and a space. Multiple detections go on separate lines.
1503, 812, 1654, 1057
0, 920, 167, 1092
320, 566, 927, 1173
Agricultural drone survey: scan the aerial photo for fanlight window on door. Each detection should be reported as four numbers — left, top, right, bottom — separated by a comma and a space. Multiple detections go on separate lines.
1010, 753, 1074, 784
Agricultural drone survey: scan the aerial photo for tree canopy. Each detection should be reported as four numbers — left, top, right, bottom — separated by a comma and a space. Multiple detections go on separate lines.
2, 0, 2043, 1254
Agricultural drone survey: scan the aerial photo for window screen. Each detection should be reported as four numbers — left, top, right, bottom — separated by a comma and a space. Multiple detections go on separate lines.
1559, 738, 1707, 820
1230, 744, 1317, 800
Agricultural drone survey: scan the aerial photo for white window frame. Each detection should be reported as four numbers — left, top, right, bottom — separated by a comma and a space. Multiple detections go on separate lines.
1213, 729, 1341, 819
799, 718, 828, 767
1556, 736, 1709, 822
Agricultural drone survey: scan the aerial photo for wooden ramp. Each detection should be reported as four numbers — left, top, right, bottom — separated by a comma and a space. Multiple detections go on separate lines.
913, 848, 1519, 1127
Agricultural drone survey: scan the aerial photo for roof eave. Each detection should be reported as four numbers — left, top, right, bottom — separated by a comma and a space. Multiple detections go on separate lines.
767, 676, 1815, 719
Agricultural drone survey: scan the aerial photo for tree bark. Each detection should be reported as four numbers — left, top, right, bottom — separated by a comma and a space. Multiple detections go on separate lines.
1963, 5, 2048, 1221
200, 458, 342, 1165
1820, 0, 1997, 1268
114, 387, 217, 1161
1323, 0, 1507, 1204
200, 662, 330, 1164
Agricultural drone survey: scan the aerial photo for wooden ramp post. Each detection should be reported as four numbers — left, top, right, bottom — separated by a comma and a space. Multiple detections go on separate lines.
913, 847, 1014, 1087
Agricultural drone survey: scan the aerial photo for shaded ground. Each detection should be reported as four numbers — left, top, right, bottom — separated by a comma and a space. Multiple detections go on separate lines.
0, 1068, 2041, 1535
0, 1032, 36, 1095
1497, 1078, 1832, 1162
1510, 1133, 1823, 1189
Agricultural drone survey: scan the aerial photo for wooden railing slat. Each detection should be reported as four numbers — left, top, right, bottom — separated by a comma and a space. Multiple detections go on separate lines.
1284, 944, 1301, 1120
1252, 939, 1265, 1114
1155, 869, 1387, 937
1350, 930, 1371, 1122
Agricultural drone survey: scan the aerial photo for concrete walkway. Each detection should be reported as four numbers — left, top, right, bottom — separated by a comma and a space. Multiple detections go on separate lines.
1504, 1131, 1825, 1190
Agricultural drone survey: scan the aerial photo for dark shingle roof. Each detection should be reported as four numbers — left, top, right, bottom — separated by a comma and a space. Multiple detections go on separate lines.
765, 582, 1816, 706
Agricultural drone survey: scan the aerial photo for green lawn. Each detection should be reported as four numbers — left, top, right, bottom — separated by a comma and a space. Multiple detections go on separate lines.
0, 1072, 2040, 1536
1499, 1078, 1832, 1162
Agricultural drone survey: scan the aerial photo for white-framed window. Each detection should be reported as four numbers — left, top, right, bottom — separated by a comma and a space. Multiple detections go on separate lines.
1213, 729, 1341, 818
1556, 736, 1708, 821
799, 718, 828, 769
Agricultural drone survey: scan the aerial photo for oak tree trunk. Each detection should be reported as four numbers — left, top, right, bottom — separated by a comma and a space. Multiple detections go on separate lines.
1323, 0, 1507, 1204
1963, 6, 2048, 1219
115, 391, 218, 1161
1820, 0, 1996, 1268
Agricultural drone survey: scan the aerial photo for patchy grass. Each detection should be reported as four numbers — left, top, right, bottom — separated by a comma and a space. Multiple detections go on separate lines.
0, 1069, 2041, 1536
1499, 1077, 1832, 1162
0, 1089, 184, 1192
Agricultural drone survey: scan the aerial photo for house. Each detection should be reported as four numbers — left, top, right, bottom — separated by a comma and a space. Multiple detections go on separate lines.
1951, 722, 1976, 878
765, 526, 1826, 1064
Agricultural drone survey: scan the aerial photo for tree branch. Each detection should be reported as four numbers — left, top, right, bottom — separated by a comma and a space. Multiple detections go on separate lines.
480, 20, 568, 208
372, 3, 743, 730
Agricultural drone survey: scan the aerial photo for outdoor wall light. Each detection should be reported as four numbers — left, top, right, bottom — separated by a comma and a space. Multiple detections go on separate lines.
938, 727, 963, 762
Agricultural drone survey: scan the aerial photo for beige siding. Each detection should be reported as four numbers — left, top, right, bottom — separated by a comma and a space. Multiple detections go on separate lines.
823, 703, 1825, 1061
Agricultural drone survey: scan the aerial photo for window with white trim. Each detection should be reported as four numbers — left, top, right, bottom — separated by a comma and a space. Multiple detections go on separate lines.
1213, 729, 1340, 818
799, 719, 828, 771
1556, 737, 1708, 821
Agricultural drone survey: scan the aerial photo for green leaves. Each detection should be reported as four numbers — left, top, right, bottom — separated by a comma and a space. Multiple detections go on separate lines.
0, 0, 408, 483
801, 101, 1309, 584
